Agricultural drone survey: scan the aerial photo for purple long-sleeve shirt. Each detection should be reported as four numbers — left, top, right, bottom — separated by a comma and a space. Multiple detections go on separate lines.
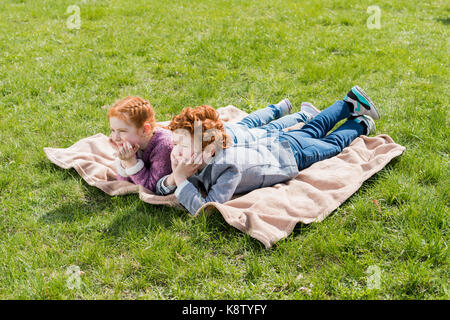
116, 128, 173, 192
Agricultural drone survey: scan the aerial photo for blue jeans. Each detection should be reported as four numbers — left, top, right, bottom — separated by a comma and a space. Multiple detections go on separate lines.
235, 103, 285, 129
226, 104, 311, 144
257, 111, 311, 132
278, 100, 364, 170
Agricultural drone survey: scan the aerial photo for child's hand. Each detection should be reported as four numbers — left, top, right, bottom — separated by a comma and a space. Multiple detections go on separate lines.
109, 138, 139, 161
173, 153, 202, 186
283, 122, 305, 132
118, 141, 139, 161
170, 150, 181, 173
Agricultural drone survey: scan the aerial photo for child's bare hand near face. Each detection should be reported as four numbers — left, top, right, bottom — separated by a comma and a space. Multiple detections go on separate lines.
170, 150, 181, 173
173, 153, 202, 186
118, 142, 139, 161
108, 137, 139, 163
165, 151, 183, 187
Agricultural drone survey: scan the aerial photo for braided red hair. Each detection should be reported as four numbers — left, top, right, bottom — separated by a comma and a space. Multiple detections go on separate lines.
107, 96, 156, 131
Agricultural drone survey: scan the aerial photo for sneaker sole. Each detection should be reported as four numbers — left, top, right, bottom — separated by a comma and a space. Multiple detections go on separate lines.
301, 102, 320, 116
362, 115, 376, 135
282, 98, 293, 115
354, 115, 376, 135
353, 86, 380, 120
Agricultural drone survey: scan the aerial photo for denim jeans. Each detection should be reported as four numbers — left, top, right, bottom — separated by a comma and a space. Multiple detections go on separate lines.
278, 100, 364, 170
226, 104, 311, 144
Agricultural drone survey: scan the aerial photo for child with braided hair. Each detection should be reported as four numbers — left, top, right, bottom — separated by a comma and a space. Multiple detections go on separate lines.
108, 96, 318, 193
107, 96, 173, 193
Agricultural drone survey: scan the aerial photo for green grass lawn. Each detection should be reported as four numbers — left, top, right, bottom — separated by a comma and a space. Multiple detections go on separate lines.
0, 0, 448, 299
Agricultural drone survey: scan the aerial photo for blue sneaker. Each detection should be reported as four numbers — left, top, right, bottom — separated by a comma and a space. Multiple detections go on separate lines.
344, 86, 380, 120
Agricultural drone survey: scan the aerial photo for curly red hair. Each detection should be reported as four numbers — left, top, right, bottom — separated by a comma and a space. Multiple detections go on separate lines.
168, 105, 230, 149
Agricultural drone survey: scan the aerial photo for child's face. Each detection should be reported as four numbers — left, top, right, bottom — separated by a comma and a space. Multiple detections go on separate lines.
171, 129, 216, 165
172, 129, 196, 162
109, 117, 143, 148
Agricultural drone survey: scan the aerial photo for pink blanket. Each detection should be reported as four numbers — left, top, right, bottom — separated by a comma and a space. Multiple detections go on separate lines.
43, 105, 405, 248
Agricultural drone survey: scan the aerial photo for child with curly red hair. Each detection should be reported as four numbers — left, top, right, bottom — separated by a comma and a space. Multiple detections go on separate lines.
156, 86, 380, 216
107, 96, 173, 192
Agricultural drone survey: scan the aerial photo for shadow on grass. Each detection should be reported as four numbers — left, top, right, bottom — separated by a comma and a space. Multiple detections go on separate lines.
39, 163, 243, 245
38, 162, 138, 225
290, 222, 315, 239
39, 176, 121, 224
436, 17, 450, 25
103, 202, 181, 238
199, 209, 268, 251
38, 164, 250, 248
36, 159, 80, 181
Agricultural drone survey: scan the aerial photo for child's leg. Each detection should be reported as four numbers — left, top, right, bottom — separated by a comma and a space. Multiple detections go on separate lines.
278, 117, 364, 170
292, 100, 352, 140
245, 100, 350, 141
320, 117, 365, 151
236, 100, 291, 129
257, 111, 311, 132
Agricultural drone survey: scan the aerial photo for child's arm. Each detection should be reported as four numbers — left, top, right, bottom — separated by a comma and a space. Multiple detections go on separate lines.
155, 174, 177, 195
109, 138, 134, 182
282, 122, 305, 132
174, 166, 241, 215
155, 150, 182, 196
125, 142, 172, 192
115, 160, 132, 182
